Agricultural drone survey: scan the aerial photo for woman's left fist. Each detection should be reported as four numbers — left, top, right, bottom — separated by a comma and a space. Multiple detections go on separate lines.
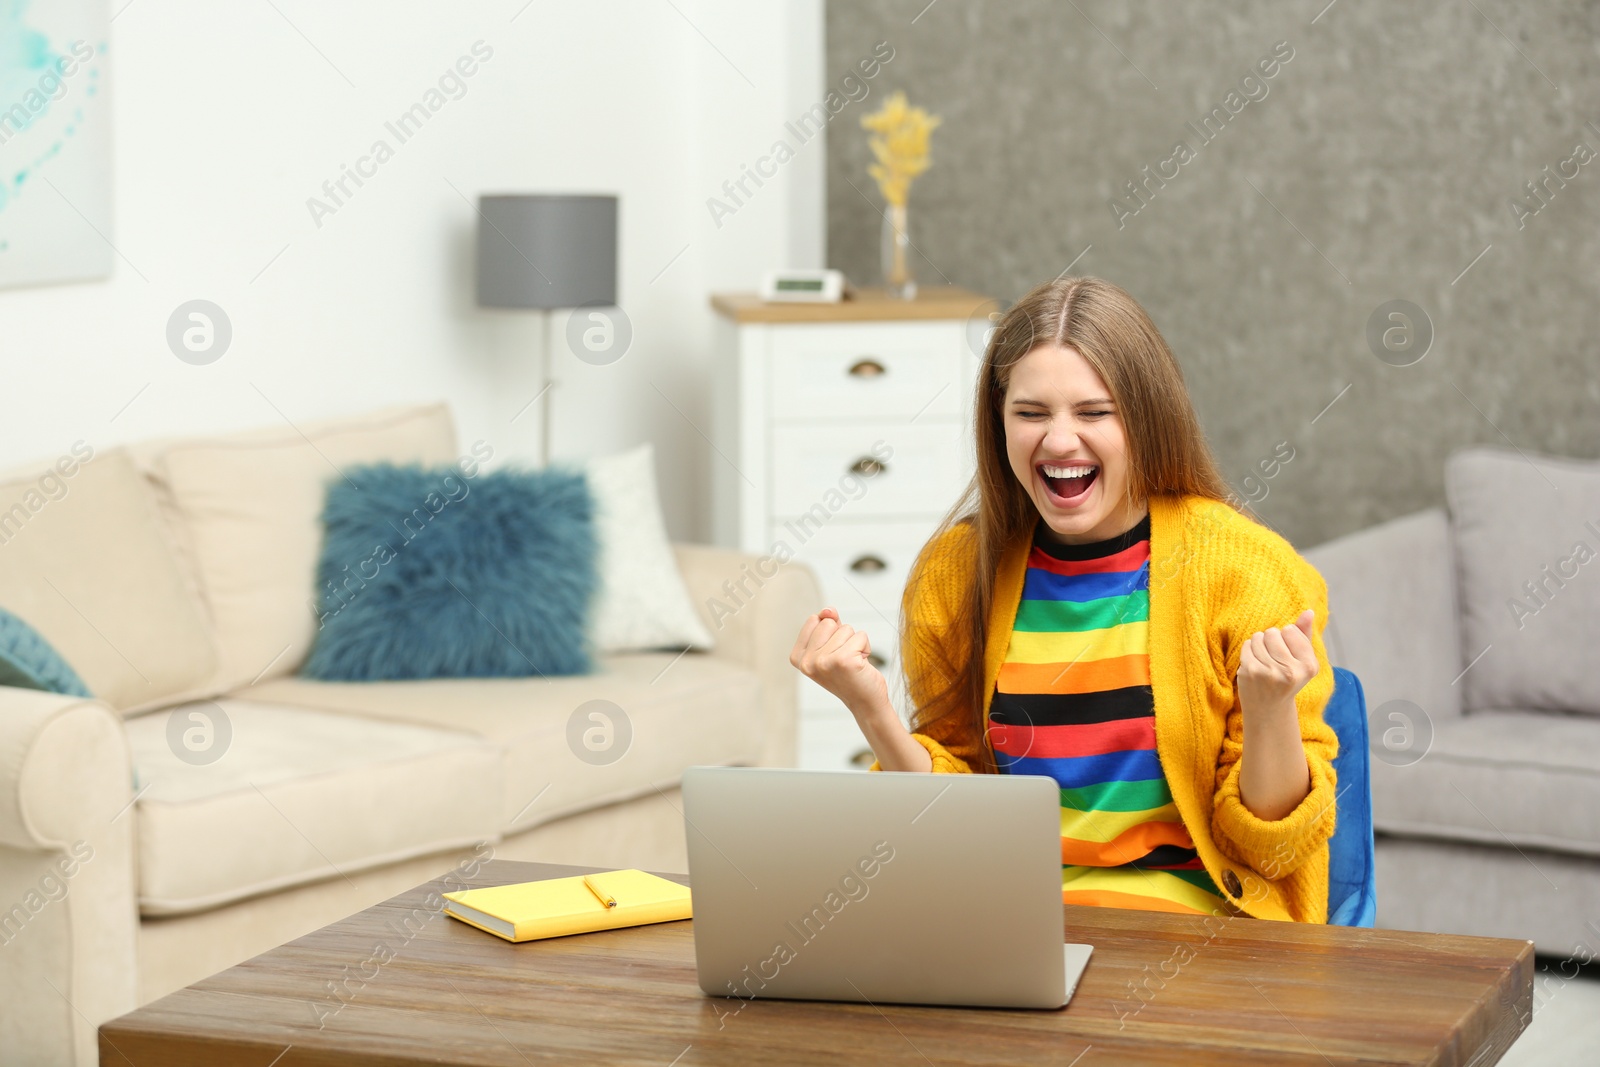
1236, 608, 1319, 711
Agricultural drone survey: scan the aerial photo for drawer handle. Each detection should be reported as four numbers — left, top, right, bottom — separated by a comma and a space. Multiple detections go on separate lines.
847, 357, 887, 378
849, 456, 886, 477
849, 554, 887, 573
868, 651, 887, 669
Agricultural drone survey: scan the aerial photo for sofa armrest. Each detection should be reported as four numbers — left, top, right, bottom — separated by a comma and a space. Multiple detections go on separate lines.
672, 543, 823, 767
0, 691, 130, 851
1303, 507, 1464, 721
0, 689, 138, 1067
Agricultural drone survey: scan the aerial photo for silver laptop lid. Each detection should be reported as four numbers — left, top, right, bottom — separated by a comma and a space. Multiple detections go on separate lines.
681, 766, 1075, 1010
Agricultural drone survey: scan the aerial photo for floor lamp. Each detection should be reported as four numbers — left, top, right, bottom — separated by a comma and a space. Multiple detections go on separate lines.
474, 194, 618, 465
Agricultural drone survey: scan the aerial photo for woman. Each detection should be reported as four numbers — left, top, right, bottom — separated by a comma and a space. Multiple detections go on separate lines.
789, 275, 1338, 924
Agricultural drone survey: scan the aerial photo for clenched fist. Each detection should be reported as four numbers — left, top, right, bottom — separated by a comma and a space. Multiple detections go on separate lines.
789, 607, 890, 718
1235, 608, 1319, 712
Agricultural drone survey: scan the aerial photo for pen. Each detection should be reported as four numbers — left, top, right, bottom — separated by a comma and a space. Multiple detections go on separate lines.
582, 874, 617, 908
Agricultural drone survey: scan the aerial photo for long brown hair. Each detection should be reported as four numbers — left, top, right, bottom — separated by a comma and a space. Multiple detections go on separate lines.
896, 275, 1245, 773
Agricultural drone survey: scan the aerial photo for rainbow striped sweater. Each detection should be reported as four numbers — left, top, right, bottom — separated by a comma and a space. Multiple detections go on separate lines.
868, 493, 1341, 924
988, 512, 1229, 916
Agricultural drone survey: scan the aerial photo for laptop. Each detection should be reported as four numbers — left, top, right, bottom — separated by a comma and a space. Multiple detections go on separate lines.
680, 765, 1093, 1010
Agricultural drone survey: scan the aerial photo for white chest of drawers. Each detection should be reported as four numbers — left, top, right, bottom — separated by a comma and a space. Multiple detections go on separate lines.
709, 287, 996, 770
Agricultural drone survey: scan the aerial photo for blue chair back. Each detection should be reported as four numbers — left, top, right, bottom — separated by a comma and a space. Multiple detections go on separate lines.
1324, 666, 1377, 926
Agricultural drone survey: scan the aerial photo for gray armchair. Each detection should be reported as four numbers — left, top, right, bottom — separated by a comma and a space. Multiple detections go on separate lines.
1303, 447, 1600, 955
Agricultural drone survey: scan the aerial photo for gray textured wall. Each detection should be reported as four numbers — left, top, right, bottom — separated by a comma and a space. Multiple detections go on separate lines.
826, 0, 1600, 548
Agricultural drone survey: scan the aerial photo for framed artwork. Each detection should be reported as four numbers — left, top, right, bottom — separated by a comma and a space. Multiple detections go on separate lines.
0, 0, 111, 289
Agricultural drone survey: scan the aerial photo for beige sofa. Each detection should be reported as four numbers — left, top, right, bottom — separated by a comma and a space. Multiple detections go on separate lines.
0, 403, 820, 1067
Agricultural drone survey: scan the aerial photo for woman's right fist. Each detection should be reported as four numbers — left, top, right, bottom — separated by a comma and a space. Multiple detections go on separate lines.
789, 606, 890, 717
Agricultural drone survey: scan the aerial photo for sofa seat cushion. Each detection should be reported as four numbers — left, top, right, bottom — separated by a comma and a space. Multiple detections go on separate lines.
1371, 708, 1600, 857
125, 700, 502, 915
238, 650, 763, 834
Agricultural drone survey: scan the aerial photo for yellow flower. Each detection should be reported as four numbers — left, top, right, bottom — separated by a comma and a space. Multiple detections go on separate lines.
860, 90, 941, 207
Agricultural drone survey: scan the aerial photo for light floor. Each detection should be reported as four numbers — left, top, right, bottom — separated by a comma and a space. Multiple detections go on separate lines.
1501, 964, 1600, 1064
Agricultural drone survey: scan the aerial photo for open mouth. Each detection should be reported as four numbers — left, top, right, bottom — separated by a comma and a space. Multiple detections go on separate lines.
1037, 462, 1098, 507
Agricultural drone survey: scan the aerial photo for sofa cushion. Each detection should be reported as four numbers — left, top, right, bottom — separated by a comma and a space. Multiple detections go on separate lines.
135, 404, 458, 693
238, 649, 763, 834
1371, 708, 1600, 857
125, 699, 502, 915
1447, 447, 1600, 716
0, 449, 217, 713
1302, 507, 1464, 722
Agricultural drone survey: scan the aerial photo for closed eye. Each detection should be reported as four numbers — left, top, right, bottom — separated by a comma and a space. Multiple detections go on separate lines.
1015, 410, 1111, 419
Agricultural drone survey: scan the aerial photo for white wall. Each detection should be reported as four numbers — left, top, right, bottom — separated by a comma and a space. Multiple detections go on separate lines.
0, 0, 823, 542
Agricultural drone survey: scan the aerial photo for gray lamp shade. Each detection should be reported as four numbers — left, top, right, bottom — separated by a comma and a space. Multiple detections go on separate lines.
475, 194, 617, 310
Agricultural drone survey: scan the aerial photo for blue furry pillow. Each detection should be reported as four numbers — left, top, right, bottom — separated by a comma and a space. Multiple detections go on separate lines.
301, 462, 598, 681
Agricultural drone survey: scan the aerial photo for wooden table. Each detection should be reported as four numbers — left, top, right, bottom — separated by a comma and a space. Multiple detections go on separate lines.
101, 859, 1534, 1066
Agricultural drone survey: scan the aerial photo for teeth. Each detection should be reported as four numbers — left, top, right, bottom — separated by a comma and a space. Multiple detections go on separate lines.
1041, 464, 1096, 479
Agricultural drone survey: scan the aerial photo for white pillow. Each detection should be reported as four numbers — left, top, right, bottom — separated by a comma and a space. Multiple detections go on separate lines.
585, 443, 715, 652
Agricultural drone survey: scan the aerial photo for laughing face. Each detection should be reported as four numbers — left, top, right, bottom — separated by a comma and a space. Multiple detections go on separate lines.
1002, 342, 1147, 545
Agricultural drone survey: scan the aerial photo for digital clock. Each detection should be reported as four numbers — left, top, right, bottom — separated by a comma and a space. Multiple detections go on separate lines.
759, 269, 846, 303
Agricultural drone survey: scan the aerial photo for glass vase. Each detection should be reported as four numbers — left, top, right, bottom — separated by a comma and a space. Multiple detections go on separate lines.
880, 201, 917, 300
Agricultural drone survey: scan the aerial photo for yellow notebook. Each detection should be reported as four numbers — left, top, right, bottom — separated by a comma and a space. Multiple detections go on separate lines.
442, 869, 692, 942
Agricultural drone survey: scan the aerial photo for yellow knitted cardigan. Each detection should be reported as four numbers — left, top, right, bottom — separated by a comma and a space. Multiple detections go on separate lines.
870, 492, 1339, 923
